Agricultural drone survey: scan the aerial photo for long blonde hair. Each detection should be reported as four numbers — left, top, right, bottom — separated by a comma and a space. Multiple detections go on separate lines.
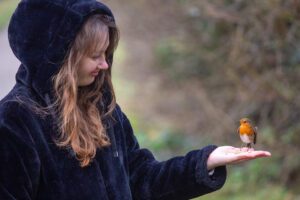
52, 14, 119, 167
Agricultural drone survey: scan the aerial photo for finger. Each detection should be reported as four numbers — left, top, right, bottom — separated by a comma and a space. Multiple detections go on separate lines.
254, 151, 271, 156
231, 152, 269, 161
247, 151, 271, 158
227, 151, 271, 165
230, 154, 269, 164
235, 150, 271, 157
239, 153, 270, 160
234, 154, 269, 163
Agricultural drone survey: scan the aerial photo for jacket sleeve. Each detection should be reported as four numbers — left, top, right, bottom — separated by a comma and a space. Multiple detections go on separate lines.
118, 108, 227, 200
0, 122, 40, 200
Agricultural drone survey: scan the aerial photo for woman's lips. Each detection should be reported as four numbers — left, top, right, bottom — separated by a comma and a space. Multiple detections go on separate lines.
90, 71, 99, 77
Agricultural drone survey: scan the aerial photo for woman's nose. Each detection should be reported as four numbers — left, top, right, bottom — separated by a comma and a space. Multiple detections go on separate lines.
97, 59, 109, 70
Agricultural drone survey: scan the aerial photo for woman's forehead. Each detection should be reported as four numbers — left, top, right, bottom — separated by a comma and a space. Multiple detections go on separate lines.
93, 27, 110, 52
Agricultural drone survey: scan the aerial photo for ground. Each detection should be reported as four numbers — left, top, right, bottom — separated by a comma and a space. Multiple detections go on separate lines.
0, 27, 19, 99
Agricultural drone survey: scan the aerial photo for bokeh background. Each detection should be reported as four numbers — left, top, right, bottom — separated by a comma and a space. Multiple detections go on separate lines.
1, 0, 300, 199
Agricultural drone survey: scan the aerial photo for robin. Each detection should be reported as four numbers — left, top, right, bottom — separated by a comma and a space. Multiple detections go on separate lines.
237, 118, 257, 149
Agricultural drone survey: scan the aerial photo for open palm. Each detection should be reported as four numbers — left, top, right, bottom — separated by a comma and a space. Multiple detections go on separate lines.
207, 146, 271, 170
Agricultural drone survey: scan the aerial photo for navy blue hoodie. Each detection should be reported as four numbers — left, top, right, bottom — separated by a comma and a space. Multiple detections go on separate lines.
0, 0, 226, 199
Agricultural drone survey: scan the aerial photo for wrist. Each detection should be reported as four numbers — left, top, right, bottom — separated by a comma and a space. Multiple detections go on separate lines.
207, 148, 221, 170
207, 154, 216, 170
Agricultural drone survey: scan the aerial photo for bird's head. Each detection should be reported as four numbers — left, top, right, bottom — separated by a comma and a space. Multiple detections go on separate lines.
240, 118, 251, 125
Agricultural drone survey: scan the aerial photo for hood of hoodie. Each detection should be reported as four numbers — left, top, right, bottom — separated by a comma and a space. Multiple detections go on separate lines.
8, 0, 115, 101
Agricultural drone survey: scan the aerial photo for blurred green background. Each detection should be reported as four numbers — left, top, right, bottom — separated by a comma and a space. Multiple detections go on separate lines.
1, 0, 300, 199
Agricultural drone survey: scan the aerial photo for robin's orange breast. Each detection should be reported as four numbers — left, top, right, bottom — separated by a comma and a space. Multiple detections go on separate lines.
239, 124, 254, 135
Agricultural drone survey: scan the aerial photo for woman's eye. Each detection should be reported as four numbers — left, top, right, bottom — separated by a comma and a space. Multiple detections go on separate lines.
91, 52, 105, 59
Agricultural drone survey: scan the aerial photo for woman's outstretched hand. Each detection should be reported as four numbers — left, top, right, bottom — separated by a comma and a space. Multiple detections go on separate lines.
207, 146, 271, 170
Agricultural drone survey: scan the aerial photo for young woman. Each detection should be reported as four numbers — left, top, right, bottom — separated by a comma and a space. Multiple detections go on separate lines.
0, 0, 271, 199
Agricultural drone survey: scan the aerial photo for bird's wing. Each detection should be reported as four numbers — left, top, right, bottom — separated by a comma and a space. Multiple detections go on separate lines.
254, 126, 258, 144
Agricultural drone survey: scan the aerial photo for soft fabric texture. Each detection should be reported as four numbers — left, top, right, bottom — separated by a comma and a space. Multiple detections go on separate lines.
0, 0, 227, 199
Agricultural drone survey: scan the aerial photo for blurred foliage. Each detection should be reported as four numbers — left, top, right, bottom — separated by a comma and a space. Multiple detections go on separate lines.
194, 166, 296, 200
0, 0, 19, 30
194, 159, 295, 199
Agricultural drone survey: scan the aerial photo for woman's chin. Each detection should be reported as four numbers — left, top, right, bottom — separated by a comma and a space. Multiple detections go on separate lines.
78, 78, 95, 87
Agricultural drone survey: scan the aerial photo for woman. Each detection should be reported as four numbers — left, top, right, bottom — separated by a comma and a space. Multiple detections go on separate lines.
0, 0, 270, 199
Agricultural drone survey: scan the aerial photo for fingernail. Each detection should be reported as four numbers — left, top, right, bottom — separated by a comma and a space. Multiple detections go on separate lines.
265, 152, 271, 156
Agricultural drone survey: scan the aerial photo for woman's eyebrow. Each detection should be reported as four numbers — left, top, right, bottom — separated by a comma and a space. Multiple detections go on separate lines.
104, 36, 110, 49
97, 42, 109, 53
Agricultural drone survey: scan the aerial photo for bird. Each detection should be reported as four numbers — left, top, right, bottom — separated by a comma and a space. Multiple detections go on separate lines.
237, 118, 257, 149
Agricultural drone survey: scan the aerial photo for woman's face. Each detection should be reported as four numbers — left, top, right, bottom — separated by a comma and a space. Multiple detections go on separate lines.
77, 34, 109, 87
